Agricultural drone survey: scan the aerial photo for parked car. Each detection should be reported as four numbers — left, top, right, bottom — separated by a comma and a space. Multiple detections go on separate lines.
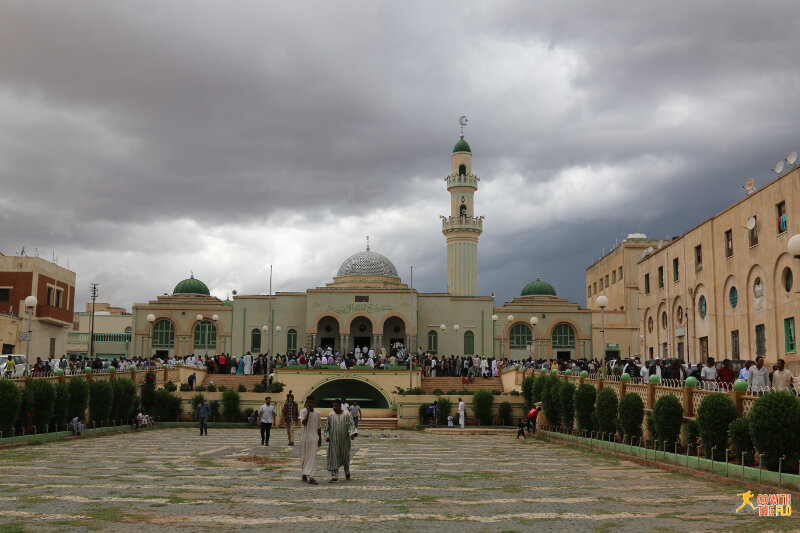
0, 355, 30, 378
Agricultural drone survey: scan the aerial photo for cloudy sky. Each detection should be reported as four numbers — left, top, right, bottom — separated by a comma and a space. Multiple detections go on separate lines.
2, 1, 800, 311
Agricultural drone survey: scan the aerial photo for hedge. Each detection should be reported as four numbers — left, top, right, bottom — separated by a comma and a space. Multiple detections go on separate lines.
595, 387, 618, 436
695, 393, 738, 459
89, 380, 114, 426
497, 401, 512, 426
0, 380, 22, 436
652, 394, 683, 448
153, 389, 182, 421
51, 382, 71, 431
66, 377, 89, 421
437, 397, 452, 426
112, 378, 138, 422
558, 382, 576, 431
541, 377, 561, 427
617, 392, 644, 441
521, 376, 535, 409
728, 417, 754, 466
222, 389, 241, 422
573, 383, 596, 433
472, 390, 494, 425
22, 379, 56, 433
531, 375, 547, 404
141, 371, 157, 414
748, 391, 800, 471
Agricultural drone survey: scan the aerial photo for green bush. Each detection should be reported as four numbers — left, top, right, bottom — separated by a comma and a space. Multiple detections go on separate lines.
418, 403, 429, 424
509, 389, 520, 396
153, 389, 182, 421
51, 382, 70, 431
685, 420, 700, 449
252, 383, 265, 393
652, 394, 683, 448
179, 383, 191, 392
646, 415, 657, 443
222, 389, 241, 422
542, 377, 561, 427
269, 381, 285, 393
0, 380, 22, 436
23, 379, 56, 433
66, 377, 89, 421
490, 389, 503, 395
218, 385, 227, 392
162, 380, 177, 392
89, 380, 114, 426
209, 400, 221, 421
617, 392, 644, 441
695, 393, 738, 459
595, 387, 618, 437
748, 391, 800, 471
243, 407, 255, 421
728, 417, 754, 466
437, 397, 452, 426
190, 393, 206, 413
559, 382, 576, 431
397, 387, 424, 395
141, 371, 157, 413
531, 375, 547, 404
206, 383, 218, 392
573, 383, 596, 433
238, 384, 247, 393
195, 385, 207, 392
112, 378, 138, 423
446, 389, 459, 395
472, 390, 494, 425
431, 388, 445, 396
521, 376, 535, 408
498, 401, 512, 426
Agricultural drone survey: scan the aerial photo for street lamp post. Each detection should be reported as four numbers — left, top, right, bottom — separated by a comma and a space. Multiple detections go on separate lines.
596, 296, 608, 361
261, 325, 269, 384
211, 314, 219, 355
530, 316, 539, 361
505, 315, 514, 359
491, 314, 498, 358
146, 313, 156, 358
24, 296, 37, 362
196, 314, 206, 357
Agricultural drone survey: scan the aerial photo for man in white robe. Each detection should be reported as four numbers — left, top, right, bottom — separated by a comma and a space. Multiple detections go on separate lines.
243, 352, 253, 375
299, 396, 321, 484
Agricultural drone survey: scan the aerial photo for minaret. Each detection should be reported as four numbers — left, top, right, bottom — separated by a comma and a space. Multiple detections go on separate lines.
442, 118, 483, 297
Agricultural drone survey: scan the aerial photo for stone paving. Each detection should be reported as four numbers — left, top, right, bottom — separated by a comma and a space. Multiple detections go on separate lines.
0, 427, 793, 532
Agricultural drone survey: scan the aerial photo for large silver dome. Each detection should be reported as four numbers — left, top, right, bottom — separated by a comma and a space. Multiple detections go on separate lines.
337, 249, 399, 277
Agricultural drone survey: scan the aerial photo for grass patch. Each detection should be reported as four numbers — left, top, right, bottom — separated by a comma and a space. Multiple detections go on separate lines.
0, 523, 26, 532
195, 458, 217, 467
86, 505, 134, 522
593, 522, 621, 533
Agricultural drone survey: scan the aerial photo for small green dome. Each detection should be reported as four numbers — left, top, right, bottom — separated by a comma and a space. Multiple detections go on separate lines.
173, 274, 210, 296
521, 277, 557, 297
453, 136, 471, 153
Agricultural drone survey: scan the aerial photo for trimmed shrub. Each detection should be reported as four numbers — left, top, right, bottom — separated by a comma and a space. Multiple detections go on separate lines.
209, 400, 221, 421
23, 379, 56, 433
66, 377, 89, 421
573, 383, 596, 433
652, 394, 683, 448
179, 383, 191, 392
531, 375, 547, 404
472, 390, 494, 425
646, 415, 657, 443
243, 407, 255, 422
153, 389, 181, 421
218, 385, 227, 392
521, 376, 535, 408
685, 420, 700, 448
112, 378, 138, 423
431, 388, 445, 396
498, 401, 512, 426
194, 385, 207, 392
437, 397, 452, 426
252, 383, 265, 393
141, 371, 157, 414
206, 383, 218, 392
163, 380, 177, 392
748, 391, 800, 471
490, 389, 503, 395
509, 390, 520, 396
595, 387, 618, 437
51, 382, 71, 431
617, 393, 644, 441
268, 381, 285, 393
418, 403, 429, 424
0, 380, 22, 436
89, 380, 114, 426
559, 382, 576, 431
221, 389, 241, 422
238, 384, 247, 393
542, 377, 561, 427
728, 417, 754, 466
190, 393, 206, 413
695, 393, 738, 459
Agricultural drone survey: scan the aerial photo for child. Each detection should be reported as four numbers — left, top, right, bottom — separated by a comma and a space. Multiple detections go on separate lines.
516, 419, 526, 439
447, 414, 454, 427
527, 407, 538, 434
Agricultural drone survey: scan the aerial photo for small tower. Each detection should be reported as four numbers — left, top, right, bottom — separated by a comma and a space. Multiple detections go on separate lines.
442, 119, 483, 297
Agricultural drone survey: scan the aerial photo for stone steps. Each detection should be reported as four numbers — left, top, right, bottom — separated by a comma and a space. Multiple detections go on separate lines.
420, 377, 504, 393
356, 418, 398, 429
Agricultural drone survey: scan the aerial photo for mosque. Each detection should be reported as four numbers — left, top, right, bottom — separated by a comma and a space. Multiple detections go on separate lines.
132, 130, 593, 361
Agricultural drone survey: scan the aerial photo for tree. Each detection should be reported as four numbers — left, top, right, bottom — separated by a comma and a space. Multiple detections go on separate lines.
695, 393, 737, 459
617, 393, 644, 441
89, 380, 114, 426
595, 387, 618, 437
66, 377, 89, 421
0, 380, 22, 436
573, 383, 596, 433
558, 382, 576, 431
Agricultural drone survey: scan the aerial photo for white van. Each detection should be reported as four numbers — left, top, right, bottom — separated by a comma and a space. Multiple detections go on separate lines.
0, 355, 30, 378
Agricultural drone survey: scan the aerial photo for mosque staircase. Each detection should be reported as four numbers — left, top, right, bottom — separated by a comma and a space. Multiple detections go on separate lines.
201, 374, 264, 389
356, 417, 398, 430
420, 377, 505, 394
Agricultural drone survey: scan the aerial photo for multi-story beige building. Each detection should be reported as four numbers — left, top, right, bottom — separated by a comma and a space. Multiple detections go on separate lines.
638, 164, 800, 373
0, 253, 76, 360
586, 235, 666, 359
66, 303, 134, 359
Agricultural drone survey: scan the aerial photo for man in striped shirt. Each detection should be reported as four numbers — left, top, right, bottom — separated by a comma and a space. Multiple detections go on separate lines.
324, 398, 358, 482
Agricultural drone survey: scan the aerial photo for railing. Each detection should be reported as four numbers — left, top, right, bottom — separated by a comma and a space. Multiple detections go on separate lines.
441, 216, 483, 233
445, 173, 479, 188
67, 332, 132, 343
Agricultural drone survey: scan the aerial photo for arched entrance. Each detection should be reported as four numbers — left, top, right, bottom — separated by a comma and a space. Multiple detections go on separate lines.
306, 378, 390, 408
350, 316, 373, 353
382, 316, 406, 355
316, 316, 340, 352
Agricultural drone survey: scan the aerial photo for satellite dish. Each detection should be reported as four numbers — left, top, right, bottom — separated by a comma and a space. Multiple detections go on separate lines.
774, 160, 785, 174
645, 247, 654, 254
788, 151, 798, 165
745, 217, 756, 230
743, 178, 756, 195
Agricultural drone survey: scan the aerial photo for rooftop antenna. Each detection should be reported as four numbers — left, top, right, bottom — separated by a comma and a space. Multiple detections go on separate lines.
743, 178, 756, 196
458, 115, 468, 137
366, 235, 370, 251
19, 246, 25, 256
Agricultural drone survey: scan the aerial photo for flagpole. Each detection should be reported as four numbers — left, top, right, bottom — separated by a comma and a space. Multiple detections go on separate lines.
409, 265, 413, 389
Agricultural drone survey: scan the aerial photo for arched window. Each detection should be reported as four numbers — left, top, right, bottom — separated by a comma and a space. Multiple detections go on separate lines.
458, 164, 466, 176
698, 295, 707, 319
552, 323, 576, 349
509, 323, 532, 348
427, 330, 438, 353
463, 330, 475, 355
152, 320, 174, 348
251, 328, 262, 352
194, 320, 217, 349
729, 286, 738, 308
287, 329, 298, 353
753, 277, 764, 298
459, 204, 467, 218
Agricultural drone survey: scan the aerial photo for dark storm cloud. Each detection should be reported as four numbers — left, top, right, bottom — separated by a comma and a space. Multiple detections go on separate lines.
1, 1, 799, 310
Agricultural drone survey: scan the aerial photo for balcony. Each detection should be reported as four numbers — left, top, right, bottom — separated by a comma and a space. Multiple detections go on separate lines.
445, 173, 479, 189
442, 215, 483, 234
36, 304, 74, 325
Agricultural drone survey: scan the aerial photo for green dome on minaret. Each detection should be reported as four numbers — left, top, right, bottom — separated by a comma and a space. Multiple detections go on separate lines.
453, 136, 471, 153
173, 274, 210, 296
521, 277, 557, 297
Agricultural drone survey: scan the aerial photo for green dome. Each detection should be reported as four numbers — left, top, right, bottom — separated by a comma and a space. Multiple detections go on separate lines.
453, 136, 471, 153
521, 277, 557, 297
173, 274, 210, 296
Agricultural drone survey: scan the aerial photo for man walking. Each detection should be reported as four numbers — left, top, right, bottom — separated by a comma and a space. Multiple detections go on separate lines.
258, 396, 276, 446
299, 396, 321, 485
747, 356, 769, 393
281, 393, 299, 446
350, 400, 361, 428
771, 358, 796, 393
325, 398, 358, 482
195, 398, 209, 436
457, 397, 465, 429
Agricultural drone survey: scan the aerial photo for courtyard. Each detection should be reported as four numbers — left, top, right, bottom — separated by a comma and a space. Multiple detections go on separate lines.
0, 428, 791, 532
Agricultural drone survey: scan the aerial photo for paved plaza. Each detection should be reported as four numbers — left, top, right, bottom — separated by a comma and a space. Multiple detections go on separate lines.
0, 428, 792, 532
